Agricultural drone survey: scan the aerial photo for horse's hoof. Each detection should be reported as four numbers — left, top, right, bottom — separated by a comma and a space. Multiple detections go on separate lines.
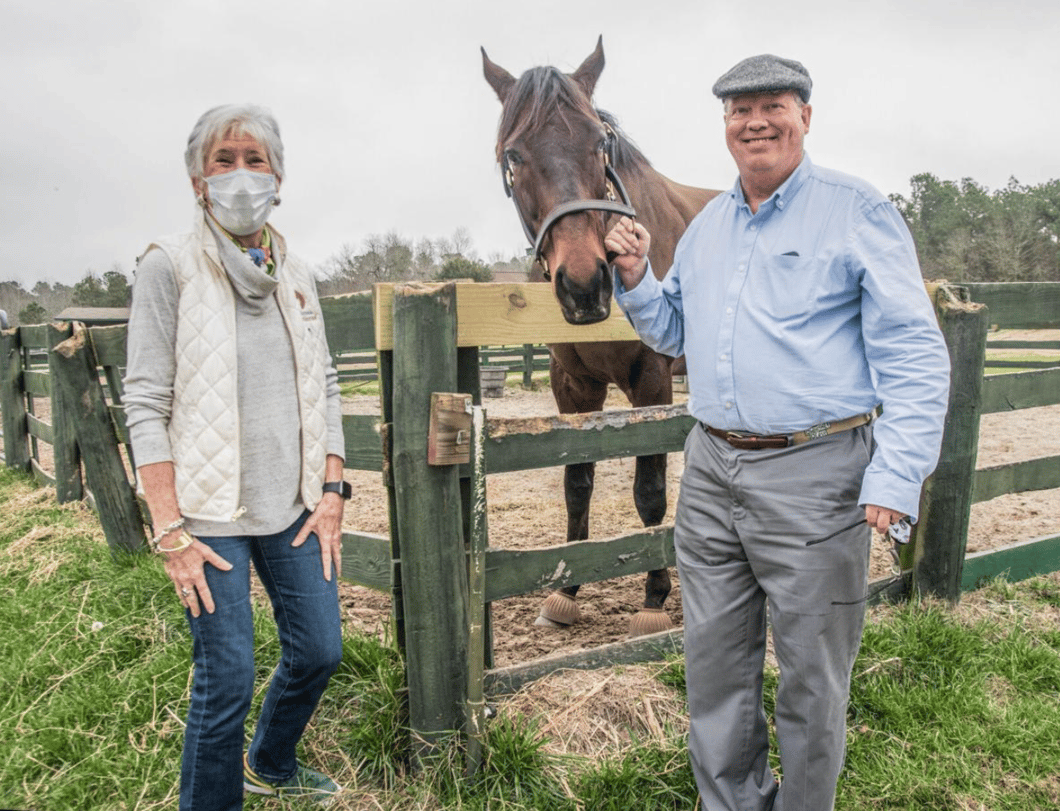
628, 607, 673, 638
537, 591, 580, 627
534, 615, 568, 629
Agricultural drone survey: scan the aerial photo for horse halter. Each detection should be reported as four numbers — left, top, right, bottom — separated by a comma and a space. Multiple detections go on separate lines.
501, 124, 637, 281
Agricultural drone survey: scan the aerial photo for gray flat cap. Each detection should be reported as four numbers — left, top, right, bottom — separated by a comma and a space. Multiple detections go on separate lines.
712, 54, 812, 103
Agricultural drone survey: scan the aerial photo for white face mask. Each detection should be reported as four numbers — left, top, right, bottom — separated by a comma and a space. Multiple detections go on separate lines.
204, 168, 278, 235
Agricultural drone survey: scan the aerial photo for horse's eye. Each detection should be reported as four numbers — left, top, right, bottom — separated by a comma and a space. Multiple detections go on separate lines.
504, 149, 523, 166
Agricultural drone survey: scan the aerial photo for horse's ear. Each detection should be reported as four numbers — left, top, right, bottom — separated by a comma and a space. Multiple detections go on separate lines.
482, 47, 516, 103
571, 35, 605, 98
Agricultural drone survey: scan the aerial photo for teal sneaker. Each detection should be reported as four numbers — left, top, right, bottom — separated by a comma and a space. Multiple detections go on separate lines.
243, 753, 341, 805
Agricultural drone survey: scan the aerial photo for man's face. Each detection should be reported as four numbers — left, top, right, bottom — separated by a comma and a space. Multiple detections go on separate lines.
724, 91, 811, 194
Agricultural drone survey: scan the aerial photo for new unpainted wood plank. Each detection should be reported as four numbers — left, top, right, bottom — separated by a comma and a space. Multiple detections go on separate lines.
373, 282, 638, 350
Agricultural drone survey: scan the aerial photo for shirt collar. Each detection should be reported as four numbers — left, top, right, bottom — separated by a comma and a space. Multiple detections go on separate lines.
728, 151, 814, 213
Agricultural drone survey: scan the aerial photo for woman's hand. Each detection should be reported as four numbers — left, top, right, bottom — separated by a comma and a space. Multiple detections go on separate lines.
137, 461, 232, 617
293, 456, 347, 581
292, 493, 344, 581
163, 538, 233, 618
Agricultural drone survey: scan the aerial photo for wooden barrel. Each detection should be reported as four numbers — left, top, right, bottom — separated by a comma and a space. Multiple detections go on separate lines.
479, 366, 507, 398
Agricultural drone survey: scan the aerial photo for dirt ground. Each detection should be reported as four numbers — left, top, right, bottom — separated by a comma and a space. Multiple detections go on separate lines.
337, 372, 1060, 670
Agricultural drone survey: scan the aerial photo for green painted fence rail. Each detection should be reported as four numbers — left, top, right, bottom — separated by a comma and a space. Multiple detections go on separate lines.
967, 281, 1060, 370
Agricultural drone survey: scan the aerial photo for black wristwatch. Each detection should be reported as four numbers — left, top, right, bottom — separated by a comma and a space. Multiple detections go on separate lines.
322, 480, 352, 500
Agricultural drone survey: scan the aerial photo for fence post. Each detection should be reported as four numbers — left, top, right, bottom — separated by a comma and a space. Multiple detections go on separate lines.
0, 329, 31, 472
522, 343, 534, 388
914, 286, 989, 601
51, 323, 146, 553
390, 283, 469, 753
48, 322, 84, 502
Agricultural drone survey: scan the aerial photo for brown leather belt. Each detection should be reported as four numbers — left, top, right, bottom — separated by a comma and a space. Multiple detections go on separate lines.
701, 411, 876, 451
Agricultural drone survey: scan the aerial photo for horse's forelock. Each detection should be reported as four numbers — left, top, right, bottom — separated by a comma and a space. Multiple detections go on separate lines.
495, 66, 600, 162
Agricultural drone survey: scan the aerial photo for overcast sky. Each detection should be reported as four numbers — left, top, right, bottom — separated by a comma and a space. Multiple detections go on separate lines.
3, 0, 1058, 288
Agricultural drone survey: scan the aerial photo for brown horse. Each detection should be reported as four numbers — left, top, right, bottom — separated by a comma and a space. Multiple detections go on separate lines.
482, 37, 720, 636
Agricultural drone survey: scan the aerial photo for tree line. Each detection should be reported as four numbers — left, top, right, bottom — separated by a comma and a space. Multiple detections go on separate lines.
891, 174, 1060, 282
0, 228, 530, 327
314, 226, 531, 296
0, 268, 132, 328
2, 174, 1056, 327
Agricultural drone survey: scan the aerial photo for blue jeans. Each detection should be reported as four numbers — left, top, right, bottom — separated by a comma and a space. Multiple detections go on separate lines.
178, 512, 343, 811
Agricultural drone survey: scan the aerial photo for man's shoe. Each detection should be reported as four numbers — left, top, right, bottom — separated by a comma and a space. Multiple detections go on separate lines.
243, 753, 341, 805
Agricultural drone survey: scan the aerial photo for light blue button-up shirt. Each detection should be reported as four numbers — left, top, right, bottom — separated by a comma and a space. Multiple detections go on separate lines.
615, 154, 951, 519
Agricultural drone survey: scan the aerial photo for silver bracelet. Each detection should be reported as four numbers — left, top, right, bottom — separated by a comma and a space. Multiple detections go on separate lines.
150, 517, 186, 551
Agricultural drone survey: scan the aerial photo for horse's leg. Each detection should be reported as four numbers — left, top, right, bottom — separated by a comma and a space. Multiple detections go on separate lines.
536, 350, 608, 628
535, 460, 595, 627
629, 452, 674, 637
625, 348, 675, 637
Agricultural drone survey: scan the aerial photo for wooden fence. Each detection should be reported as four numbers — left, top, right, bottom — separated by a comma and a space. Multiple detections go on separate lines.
947, 282, 1060, 588
1, 280, 1059, 758
334, 344, 550, 388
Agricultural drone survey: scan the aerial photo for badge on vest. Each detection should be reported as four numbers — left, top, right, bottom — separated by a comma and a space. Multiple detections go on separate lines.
294, 289, 318, 320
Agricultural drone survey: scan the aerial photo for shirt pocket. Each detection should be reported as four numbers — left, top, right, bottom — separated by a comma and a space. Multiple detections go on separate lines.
760, 253, 821, 321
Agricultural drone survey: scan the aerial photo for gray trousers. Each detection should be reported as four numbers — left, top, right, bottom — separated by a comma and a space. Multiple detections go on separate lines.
676, 423, 873, 811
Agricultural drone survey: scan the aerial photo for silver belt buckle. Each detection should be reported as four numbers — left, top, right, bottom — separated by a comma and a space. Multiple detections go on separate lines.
801, 421, 831, 440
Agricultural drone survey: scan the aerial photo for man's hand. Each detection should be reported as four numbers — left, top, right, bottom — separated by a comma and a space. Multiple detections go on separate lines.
605, 217, 651, 290
864, 504, 907, 534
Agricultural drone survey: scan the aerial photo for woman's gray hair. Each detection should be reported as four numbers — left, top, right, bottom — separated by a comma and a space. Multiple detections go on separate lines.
184, 104, 285, 181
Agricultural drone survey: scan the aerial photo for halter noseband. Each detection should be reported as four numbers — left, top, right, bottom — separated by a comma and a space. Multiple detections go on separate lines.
501, 124, 636, 281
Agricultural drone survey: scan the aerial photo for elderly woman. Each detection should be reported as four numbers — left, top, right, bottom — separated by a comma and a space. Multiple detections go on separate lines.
123, 104, 348, 810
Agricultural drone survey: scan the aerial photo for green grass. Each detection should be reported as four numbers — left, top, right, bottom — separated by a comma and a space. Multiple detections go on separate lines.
338, 378, 381, 398
839, 594, 1060, 809
2, 466, 1059, 809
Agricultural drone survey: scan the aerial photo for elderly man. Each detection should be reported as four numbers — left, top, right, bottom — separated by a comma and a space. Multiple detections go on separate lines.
605, 55, 950, 810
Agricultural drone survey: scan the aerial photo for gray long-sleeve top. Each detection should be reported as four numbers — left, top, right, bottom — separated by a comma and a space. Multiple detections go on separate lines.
123, 221, 345, 538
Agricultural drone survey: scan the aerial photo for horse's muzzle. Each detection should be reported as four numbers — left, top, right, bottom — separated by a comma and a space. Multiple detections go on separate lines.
554, 261, 613, 325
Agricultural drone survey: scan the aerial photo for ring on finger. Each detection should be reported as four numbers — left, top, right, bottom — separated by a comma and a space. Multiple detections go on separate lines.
180, 586, 191, 597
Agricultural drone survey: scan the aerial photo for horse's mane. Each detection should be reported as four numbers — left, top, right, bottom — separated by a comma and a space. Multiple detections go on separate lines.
496, 66, 650, 173
595, 109, 649, 173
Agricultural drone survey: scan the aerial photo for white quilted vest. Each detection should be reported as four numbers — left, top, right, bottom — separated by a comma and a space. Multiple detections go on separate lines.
147, 216, 329, 522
